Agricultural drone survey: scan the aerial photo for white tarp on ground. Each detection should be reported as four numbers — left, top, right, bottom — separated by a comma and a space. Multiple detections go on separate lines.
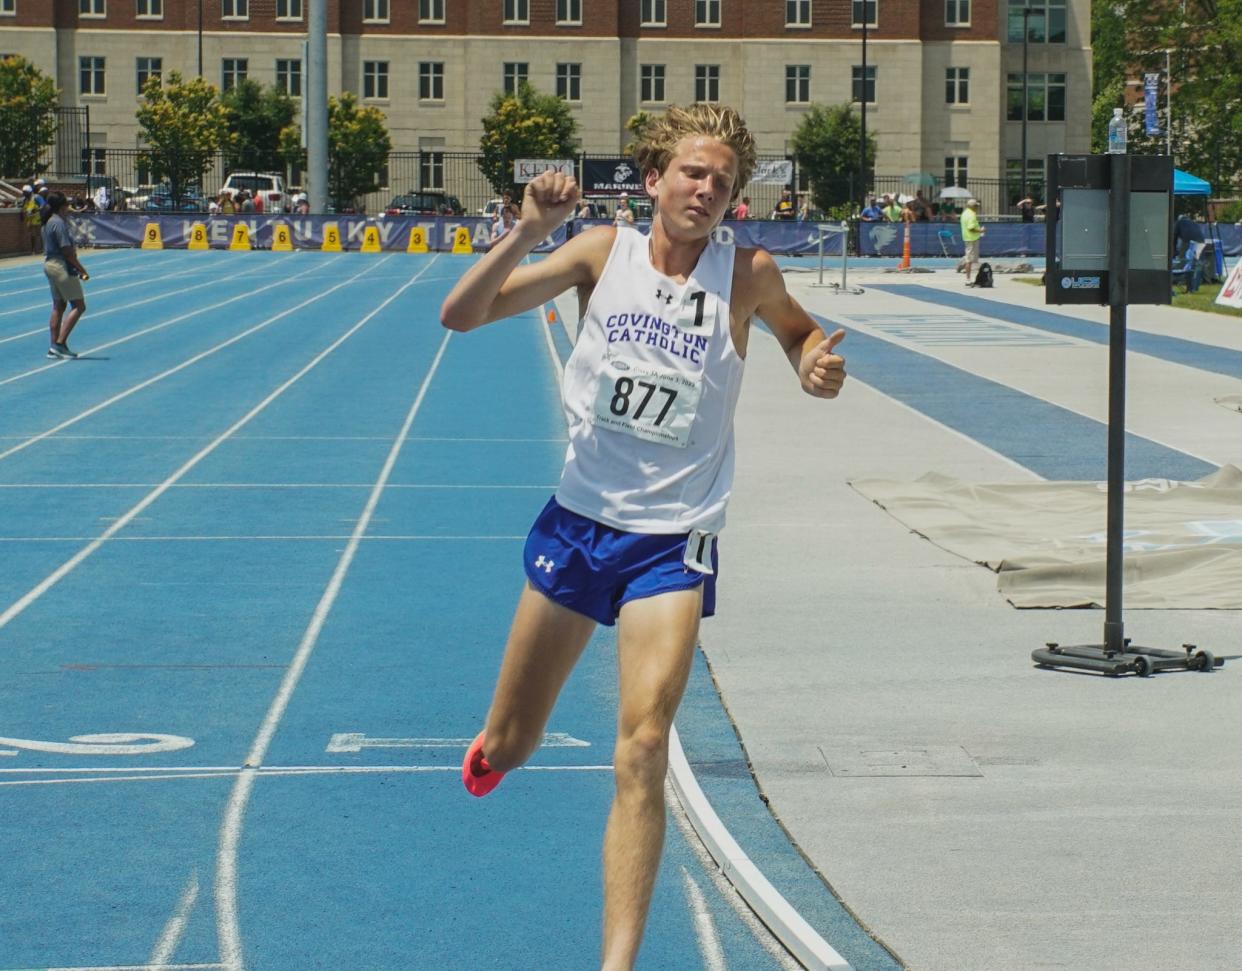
850, 465, 1242, 608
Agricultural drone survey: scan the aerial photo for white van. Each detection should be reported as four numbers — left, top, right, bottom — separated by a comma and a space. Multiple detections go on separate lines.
221, 172, 288, 213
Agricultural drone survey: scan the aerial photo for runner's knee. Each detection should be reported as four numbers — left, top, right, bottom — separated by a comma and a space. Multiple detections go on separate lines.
613, 725, 669, 790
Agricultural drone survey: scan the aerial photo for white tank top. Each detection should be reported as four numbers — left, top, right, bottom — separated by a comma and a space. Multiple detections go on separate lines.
555, 228, 745, 534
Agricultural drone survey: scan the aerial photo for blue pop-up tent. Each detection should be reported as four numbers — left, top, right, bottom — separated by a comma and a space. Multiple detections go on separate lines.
1174, 168, 1211, 195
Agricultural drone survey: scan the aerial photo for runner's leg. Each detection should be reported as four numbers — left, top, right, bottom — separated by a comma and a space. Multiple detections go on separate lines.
601, 587, 702, 971
480, 581, 597, 772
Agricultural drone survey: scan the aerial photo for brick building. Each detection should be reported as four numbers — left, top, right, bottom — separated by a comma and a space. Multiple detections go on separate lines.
1, 0, 1091, 194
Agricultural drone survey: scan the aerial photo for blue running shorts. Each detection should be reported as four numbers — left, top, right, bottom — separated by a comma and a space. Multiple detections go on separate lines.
523, 496, 718, 627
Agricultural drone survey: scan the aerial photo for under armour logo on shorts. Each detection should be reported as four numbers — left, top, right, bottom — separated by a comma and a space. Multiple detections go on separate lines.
534, 555, 555, 574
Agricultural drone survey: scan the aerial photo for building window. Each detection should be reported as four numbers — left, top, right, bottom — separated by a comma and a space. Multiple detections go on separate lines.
80, 56, 106, 95
556, 63, 581, 101
1007, 72, 1065, 121
695, 0, 720, 26
503, 62, 528, 94
1008, 0, 1066, 44
786, 0, 810, 26
136, 56, 161, 94
222, 58, 247, 91
945, 67, 969, 104
419, 61, 444, 100
137, 0, 162, 16
1006, 157, 1045, 198
0, 0, 14, 15
419, 142, 445, 190
944, 156, 968, 186
276, 58, 301, 96
945, 0, 969, 25
276, 0, 302, 19
640, 64, 665, 103
785, 65, 810, 104
852, 0, 876, 26
363, 0, 389, 22
694, 64, 719, 102
80, 0, 105, 14
851, 65, 875, 103
641, 0, 666, 24
363, 61, 389, 99
222, 0, 247, 18
556, 0, 581, 24
504, 0, 529, 23
81, 147, 106, 176
419, 0, 444, 22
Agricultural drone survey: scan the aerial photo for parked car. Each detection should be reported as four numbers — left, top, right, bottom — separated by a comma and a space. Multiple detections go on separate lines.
144, 188, 208, 212
385, 190, 465, 216
220, 171, 288, 212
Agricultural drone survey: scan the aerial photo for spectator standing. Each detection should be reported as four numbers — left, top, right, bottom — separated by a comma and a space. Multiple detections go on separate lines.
614, 192, 635, 226
771, 187, 795, 219
41, 191, 91, 360
882, 195, 902, 222
960, 198, 985, 284
1016, 190, 1036, 223
912, 190, 932, 222
860, 198, 883, 222
21, 185, 42, 253
733, 196, 750, 219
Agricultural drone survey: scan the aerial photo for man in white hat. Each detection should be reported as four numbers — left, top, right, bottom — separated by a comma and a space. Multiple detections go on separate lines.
613, 191, 635, 226
960, 197, 985, 284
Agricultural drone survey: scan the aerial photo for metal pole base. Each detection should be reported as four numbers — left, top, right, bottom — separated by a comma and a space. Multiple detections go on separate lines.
1032, 641, 1222, 677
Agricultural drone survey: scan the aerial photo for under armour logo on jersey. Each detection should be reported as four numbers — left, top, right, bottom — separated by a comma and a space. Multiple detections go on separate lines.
654, 288, 674, 305
534, 555, 555, 574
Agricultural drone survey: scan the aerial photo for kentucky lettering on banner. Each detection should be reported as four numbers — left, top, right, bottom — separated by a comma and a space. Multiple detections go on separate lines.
1144, 73, 1161, 136
514, 158, 576, 183
750, 159, 794, 185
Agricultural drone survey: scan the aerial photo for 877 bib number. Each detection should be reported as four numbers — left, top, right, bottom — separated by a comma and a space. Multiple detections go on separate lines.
591, 359, 701, 448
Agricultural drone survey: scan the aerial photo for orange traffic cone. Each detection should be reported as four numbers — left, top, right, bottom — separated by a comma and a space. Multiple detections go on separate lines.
548, 309, 557, 323
899, 223, 911, 270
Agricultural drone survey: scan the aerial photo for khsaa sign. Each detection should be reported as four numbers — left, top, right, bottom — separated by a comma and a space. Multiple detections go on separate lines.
514, 159, 576, 183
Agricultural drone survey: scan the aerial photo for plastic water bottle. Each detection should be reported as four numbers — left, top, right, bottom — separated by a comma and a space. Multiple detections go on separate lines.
1107, 108, 1127, 154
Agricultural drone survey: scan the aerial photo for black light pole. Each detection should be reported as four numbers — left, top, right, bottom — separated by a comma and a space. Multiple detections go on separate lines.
859, 2, 868, 213
1021, 4, 1030, 203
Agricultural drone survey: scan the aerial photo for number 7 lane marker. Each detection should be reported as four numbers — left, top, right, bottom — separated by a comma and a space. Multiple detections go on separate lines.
214, 265, 449, 971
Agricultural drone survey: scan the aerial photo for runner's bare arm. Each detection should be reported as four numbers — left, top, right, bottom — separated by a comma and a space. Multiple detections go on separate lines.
750, 249, 846, 399
441, 172, 610, 331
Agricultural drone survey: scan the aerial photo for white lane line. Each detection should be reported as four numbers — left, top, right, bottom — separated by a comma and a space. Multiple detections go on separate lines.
0, 254, 313, 387
0, 965, 225, 971
0, 765, 614, 787
147, 870, 199, 969
0, 254, 426, 636
680, 866, 728, 971
0, 483, 558, 489
0, 256, 377, 452
0, 434, 566, 442
215, 277, 451, 971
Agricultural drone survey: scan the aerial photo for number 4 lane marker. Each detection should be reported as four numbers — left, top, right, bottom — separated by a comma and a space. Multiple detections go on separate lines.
325, 732, 588, 753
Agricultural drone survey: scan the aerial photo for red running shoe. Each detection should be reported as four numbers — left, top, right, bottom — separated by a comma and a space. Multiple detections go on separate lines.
462, 730, 506, 797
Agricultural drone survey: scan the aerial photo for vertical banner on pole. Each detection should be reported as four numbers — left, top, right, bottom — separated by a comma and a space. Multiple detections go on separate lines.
1144, 73, 1161, 136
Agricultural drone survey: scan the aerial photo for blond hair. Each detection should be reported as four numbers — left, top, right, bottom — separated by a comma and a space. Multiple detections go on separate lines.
633, 103, 757, 198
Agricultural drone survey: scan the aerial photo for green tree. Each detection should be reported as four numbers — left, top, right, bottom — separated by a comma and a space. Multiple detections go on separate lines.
790, 103, 876, 215
479, 81, 578, 198
623, 111, 653, 156
327, 92, 391, 210
1089, 2, 1130, 153
0, 56, 59, 179
278, 92, 392, 210
136, 71, 232, 203
221, 78, 297, 174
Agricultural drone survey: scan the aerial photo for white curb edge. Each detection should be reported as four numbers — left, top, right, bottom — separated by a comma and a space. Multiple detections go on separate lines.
667, 725, 854, 971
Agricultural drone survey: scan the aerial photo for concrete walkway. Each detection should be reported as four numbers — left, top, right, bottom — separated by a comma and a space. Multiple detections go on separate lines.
709, 265, 1241, 971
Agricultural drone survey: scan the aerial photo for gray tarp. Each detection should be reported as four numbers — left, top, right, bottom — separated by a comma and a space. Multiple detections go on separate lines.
850, 465, 1242, 608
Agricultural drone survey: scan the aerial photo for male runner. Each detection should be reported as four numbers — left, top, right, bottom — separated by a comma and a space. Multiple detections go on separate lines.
440, 103, 846, 971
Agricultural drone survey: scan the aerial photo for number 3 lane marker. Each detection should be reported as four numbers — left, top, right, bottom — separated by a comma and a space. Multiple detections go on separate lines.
0, 733, 195, 755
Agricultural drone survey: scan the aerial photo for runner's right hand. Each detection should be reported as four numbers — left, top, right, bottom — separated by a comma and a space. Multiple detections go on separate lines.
520, 172, 580, 237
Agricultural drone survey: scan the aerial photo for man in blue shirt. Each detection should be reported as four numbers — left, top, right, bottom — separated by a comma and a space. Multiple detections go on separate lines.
41, 191, 91, 359
860, 198, 883, 222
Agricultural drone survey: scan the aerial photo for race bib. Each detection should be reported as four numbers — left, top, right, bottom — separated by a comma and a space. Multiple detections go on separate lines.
592, 358, 701, 448
673, 289, 716, 333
